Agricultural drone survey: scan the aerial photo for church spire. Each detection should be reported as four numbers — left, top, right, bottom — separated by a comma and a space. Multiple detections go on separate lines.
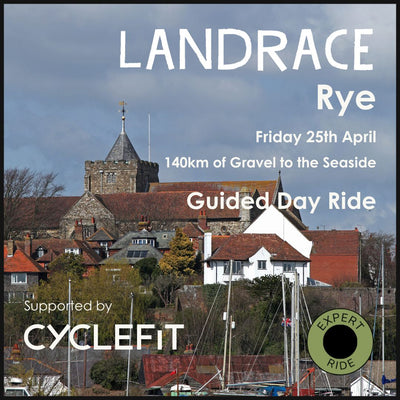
105, 101, 140, 161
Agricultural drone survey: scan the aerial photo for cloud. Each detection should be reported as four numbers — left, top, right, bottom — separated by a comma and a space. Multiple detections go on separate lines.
4, 4, 396, 234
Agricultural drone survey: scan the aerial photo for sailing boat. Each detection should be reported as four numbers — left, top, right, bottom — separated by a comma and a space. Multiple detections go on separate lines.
214, 266, 315, 396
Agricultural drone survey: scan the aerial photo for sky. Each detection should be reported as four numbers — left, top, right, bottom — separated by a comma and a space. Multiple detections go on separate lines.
4, 3, 396, 235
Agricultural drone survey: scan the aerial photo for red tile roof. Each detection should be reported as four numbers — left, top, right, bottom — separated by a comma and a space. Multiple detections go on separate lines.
4, 249, 47, 273
11, 238, 102, 266
210, 234, 309, 262
149, 180, 278, 197
302, 230, 360, 285
182, 223, 203, 238
10, 196, 80, 230
303, 230, 360, 255
142, 354, 284, 389
96, 191, 240, 221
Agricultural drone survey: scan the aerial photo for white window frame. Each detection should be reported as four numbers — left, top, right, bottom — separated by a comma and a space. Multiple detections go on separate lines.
223, 261, 243, 275
283, 262, 296, 272
11, 273, 27, 284
258, 260, 267, 270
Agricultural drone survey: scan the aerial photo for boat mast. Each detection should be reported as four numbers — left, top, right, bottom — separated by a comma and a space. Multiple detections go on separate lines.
381, 243, 385, 396
222, 259, 233, 391
290, 280, 294, 386
294, 271, 300, 396
281, 274, 289, 386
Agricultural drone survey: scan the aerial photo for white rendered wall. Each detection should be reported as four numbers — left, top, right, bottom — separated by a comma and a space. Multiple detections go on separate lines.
244, 205, 312, 258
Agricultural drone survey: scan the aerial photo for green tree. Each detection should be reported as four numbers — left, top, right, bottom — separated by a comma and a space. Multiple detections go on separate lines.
48, 253, 86, 278
159, 228, 195, 276
90, 355, 137, 390
135, 257, 159, 283
29, 262, 148, 345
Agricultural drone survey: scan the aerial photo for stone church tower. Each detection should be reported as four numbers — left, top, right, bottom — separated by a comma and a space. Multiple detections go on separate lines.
84, 103, 159, 194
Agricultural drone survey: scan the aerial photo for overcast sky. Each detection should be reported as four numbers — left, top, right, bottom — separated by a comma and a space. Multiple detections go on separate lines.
4, 4, 396, 234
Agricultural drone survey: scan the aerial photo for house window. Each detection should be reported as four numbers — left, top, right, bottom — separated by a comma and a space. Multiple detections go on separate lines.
258, 260, 267, 270
7, 292, 26, 303
283, 262, 296, 272
11, 273, 27, 284
224, 261, 243, 275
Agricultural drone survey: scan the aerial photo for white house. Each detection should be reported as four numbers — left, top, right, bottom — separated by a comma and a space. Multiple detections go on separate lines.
350, 376, 391, 396
244, 204, 313, 258
203, 232, 310, 285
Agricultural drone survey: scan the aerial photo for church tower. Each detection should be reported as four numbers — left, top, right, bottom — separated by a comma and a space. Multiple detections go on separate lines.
84, 102, 159, 194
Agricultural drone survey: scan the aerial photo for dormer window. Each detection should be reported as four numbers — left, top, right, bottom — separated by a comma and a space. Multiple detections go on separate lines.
132, 238, 155, 246
37, 246, 46, 258
65, 248, 82, 255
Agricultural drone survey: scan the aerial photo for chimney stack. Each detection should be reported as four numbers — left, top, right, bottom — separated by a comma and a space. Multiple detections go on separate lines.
24, 233, 32, 256
74, 220, 83, 240
198, 210, 208, 231
7, 239, 14, 257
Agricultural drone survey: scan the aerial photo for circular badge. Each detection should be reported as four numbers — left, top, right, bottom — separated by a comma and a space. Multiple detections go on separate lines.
307, 308, 373, 375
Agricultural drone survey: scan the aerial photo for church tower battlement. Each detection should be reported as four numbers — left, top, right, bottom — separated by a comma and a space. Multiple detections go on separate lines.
84, 102, 159, 194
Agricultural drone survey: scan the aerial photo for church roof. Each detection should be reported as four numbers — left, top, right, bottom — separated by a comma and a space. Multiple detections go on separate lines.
105, 130, 140, 161
149, 180, 278, 196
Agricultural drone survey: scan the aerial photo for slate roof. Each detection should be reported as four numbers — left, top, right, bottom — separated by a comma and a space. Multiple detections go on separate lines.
105, 130, 140, 161
103, 243, 163, 264
302, 229, 360, 255
4, 248, 47, 273
209, 234, 310, 262
4, 358, 63, 377
86, 227, 117, 242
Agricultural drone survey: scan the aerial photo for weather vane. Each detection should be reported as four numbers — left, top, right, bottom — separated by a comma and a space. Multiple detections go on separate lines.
119, 100, 127, 119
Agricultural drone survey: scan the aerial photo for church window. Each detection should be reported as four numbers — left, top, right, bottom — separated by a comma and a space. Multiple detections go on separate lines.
106, 173, 116, 183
